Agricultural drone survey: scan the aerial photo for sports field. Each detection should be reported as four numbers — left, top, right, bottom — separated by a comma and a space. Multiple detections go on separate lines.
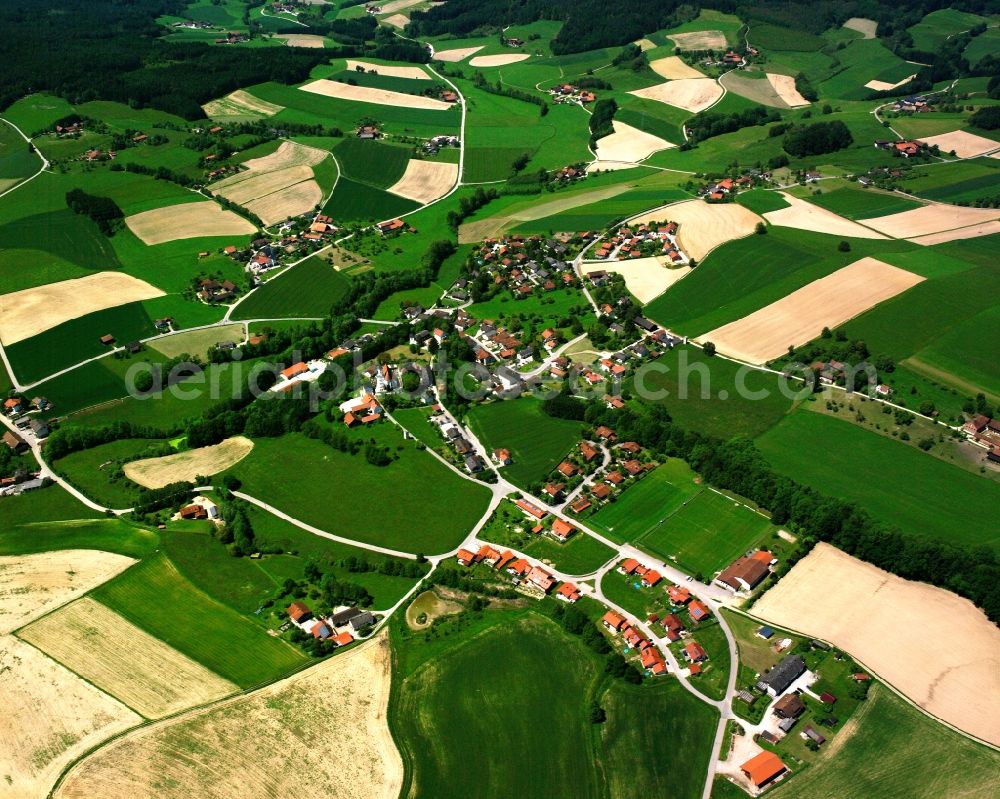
231, 253, 350, 319
466, 397, 582, 487
755, 410, 1000, 551
91, 553, 307, 686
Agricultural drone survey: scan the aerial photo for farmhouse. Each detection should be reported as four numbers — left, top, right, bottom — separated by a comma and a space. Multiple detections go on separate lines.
287, 601, 313, 624
714, 550, 774, 592
515, 498, 547, 520
757, 654, 806, 697
668, 585, 691, 605
741, 751, 787, 789
773, 693, 805, 719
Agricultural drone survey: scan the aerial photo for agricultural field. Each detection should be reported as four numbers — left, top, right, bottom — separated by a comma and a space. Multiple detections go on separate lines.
466, 397, 583, 487
907, 8, 989, 52
805, 186, 923, 220
0, 119, 40, 194
231, 252, 351, 319
147, 322, 245, 359
123, 436, 254, 488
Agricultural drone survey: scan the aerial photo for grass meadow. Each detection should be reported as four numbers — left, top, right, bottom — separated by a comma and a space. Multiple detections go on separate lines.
0, 120, 41, 184
907, 8, 989, 52
806, 186, 922, 219
323, 175, 419, 221
93, 553, 307, 686
755, 410, 1000, 551
52, 438, 169, 508
231, 253, 351, 319
334, 137, 411, 187
901, 159, 1000, 204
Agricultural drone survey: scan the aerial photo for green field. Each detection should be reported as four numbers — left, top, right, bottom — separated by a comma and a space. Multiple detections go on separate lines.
817, 39, 915, 100
908, 8, 989, 52
755, 410, 1000, 551
229, 425, 491, 554
514, 187, 692, 235
636, 489, 777, 577
92, 552, 307, 686
749, 23, 824, 51
964, 26, 1000, 67
773, 682, 1000, 799
0, 517, 158, 558
323, 175, 419, 221
902, 159, 1000, 205
52, 438, 169, 508
908, 304, 1000, 398
1, 93, 76, 134
466, 397, 582, 487
806, 186, 922, 220
231, 253, 350, 320
736, 189, 790, 215
0, 120, 40, 186
334, 137, 411, 188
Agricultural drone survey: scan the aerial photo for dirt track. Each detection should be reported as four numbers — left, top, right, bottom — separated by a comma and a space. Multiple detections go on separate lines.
753, 543, 1000, 747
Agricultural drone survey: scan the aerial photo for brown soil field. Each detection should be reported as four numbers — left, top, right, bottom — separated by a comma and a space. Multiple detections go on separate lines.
245, 179, 323, 225
468, 53, 531, 67
766, 73, 810, 106
917, 129, 1000, 158
379, 0, 423, 12
215, 164, 314, 206
300, 78, 451, 109
20, 598, 236, 719
345, 60, 429, 79
667, 29, 727, 50
0, 271, 164, 345
720, 72, 788, 108
382, 14, 409, 28
911, 219, 1000, 245
648, 55, 704, 79
433, 45, 484, 62
279, 34, 326, 48
864, 74, 916, 92
702, 257, 924, 363
56, 632, 403, 799
588, 257, 691, 303
123, 436, 254, 489
590, 120, 674, 165
752, 543, 1000, 747
843, 17, 877, 38
240, 140, 329, 173
629, 78, 723, 113
125, 201, 257, 246
1, 635, 141, 799
148, 322, 245, 360
634, 38, 657, 52
764, 192, 889, 239
858, 203, 1000, 238
0, 550, 135, 633
202, 90, 284, 119
387, 159, 457, 204
629, 199, 763, 260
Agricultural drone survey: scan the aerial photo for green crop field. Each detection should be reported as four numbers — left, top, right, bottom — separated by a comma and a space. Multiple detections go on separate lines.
807, 186, 922, 219
229, 425, 491, 554
0, 517, 158, 558
756, 410, 1000, 551
515, 188, 692, 235
908, 8, 988, 52
908, 304, 1000, 399
92, 552, 306, 686
466, 397, 582, 487
817, 39, 915, 99
52, 438, 168, 508
749, 23, 824, 51
736, 189, 790, 215
231, 254, 350, 320
464, 146, 533, 183
589, 460, 703, 543
323, 175, 419, 221
773, 682, 1000, 799
0, 120, 40, 184
636, 489, 776, 577
327, 69, 431, 96
902, 159, 1000, 204
333, 137, 411, 188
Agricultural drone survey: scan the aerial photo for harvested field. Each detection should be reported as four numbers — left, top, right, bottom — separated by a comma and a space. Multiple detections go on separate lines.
648, 55, 704, 79
123, 436, 254, 489
300, 78, 451, 109
0, 550, 135, 633
843, 17, 877, 38
279, 34, 326, 48
720, 72, 787, 108
229, 139, 328, 174
433, 46, 484, 62
753, 543, 1000, 747
20, 598, 236, 718
702, 257, 924, 363
630, 78, 723, 113
628, 199, 763, 260
379, 0, 423, 12
245, 180, 323, 225
864, 74, 916, 92
590, 120, 674, 165
57, 633, 403, 799
590, 257, 691, 303
634, 38, 657, 52
911, 219, 1000, 245
858, 203, 1000, 238
345, 60, 429, 79
383, 13, 409, 28
0, 635, 140, 799
766, 73, 810, 106
216, 165, 314, 206
125, 201, 256, 246
918, 129, 1000, 158
148, 322, 245, 360
0, 271, 164, 344
387, 159, 457, 204
202, 90, 284, 119
764, 193, 889, 239
468, 54, 531, 67
667, 29, 727, 50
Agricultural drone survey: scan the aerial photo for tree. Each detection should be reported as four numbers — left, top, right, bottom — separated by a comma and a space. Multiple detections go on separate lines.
589, 702, 607, 723
838, 240, 851, 252
702, 342, 716, 357
755, 221, 767, 235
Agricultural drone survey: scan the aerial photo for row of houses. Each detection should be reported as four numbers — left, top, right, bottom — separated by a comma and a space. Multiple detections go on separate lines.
600, 610, 669, 675
699, 170, 770, 200
454, 544, 577, 598
431, 409, 488, 474
511, 497, 579, 541
590, 220, 687, 264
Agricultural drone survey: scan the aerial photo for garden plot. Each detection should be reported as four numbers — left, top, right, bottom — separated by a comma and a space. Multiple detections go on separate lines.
279, 34, 326, 48
433, 46, 484, 62
345, 60, 429, 79
701, 257, 924, 363
648, 56, 704, 79
589, 120, 674, 168
591, 257, 691, 303
0, 635, 140, 799
843, 17, 877, 38
858, 203, 1000, 238
300, 78, 451, 109
125, 201, 256, 246
0, 549, 135, 633
629, 78, 722, 113
766, 73, 810, 106
20, 598, 236, 719
202, 90, 284, 120
918, 130, 1000, 158
0, 271, 164, 344
56, 633, 403, 799
753, 543, 1000, 747
387, 159, 458, 204
628, 199, 762, 260
123, 436, 254, 489
666, 29, 726, 50
469, 53, 531, 67
764, 193, 889, 239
